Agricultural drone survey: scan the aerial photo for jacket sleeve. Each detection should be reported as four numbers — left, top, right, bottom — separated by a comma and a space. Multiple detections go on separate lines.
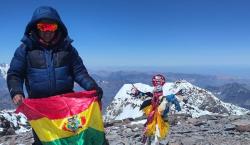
70, 46, 98, 90
7, 44, 27, 99
166, 94, 181, 112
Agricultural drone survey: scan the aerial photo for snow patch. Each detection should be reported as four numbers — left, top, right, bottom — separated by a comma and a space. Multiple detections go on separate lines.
0, 110, 30, 134
105, 80, 250, 121
130, 119, 147, 125
0, 63, 9, 79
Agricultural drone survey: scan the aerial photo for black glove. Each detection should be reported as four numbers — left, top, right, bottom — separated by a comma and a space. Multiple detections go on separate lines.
95, 86, 103, 101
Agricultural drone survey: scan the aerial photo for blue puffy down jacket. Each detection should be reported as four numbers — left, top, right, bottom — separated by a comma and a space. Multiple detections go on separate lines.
7, 6, 98, 98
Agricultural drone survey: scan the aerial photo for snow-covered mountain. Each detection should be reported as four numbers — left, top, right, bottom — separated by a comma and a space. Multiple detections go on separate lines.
105, 80, 250, 121
0, 63, 9, 80
0, 63, 13, 110
0, 110, 30, 136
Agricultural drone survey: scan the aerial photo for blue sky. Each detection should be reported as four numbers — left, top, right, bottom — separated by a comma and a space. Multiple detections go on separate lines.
0, 0, 250, 77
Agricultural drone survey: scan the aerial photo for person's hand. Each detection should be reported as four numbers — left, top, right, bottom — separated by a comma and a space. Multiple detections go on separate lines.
13, 94, 24, 106
95, 86, 103, 101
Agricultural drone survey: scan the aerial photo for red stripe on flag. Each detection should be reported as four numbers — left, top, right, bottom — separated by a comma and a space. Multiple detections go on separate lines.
16, 90, 98, 120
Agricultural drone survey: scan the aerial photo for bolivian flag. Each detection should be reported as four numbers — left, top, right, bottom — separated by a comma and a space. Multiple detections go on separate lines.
16, 90, 105, 145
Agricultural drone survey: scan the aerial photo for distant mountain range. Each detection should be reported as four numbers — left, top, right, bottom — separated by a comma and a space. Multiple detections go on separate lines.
90, 71, 250, 110
206, 83, 250, 110
1, 63, 250, 111
0, 64, 14, 110
0, 64, 8, 80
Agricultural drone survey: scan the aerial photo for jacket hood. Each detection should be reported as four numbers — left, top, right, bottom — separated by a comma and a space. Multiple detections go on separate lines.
24, 6, 68, 37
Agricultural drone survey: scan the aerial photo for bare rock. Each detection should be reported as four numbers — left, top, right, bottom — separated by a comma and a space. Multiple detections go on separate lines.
224, 124, 236, 131
232, 120, 250, 132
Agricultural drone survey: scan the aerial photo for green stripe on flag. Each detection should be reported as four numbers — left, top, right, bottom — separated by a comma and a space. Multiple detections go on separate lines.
42, 128, 105, 145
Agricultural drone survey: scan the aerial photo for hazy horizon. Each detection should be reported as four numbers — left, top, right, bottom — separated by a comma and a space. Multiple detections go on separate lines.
87, 65, 250, 79
1, 61, 249, 79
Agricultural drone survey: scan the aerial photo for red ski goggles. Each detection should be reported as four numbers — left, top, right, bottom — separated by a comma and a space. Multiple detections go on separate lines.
37, 23, 58, 32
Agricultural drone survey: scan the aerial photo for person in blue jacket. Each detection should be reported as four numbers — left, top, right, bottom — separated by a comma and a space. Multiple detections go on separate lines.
7, 6, 104, 145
